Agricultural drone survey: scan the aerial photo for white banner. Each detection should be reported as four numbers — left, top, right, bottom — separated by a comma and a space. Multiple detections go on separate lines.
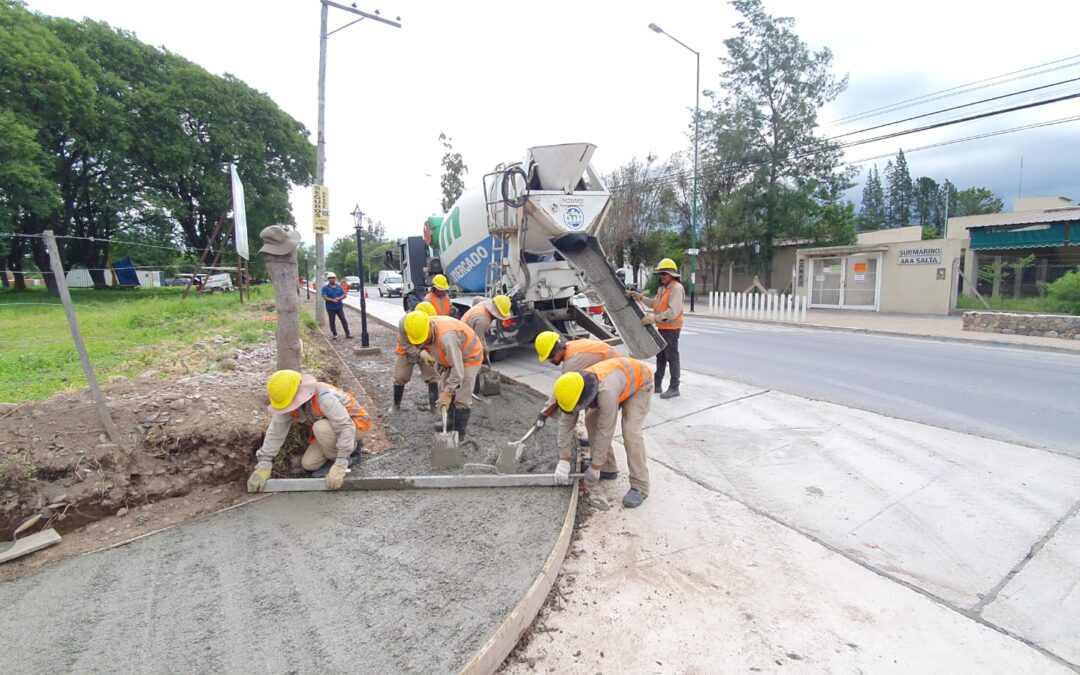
230, 163, 249, 260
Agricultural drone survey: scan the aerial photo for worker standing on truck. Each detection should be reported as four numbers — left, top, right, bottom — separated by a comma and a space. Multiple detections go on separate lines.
461, 295, 512, 355
391, 301, 440, 414
552, 357, 653, 508
321, 272, 352, 340
404, 311, 483, 438
425, 274, 453, 316
247, 370, 371, 492
628, 258, 683, 399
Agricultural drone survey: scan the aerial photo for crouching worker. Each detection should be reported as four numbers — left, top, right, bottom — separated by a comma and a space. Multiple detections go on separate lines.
247, 369, 372, 492
404, 310, 483, 437
552, 357, 653, 508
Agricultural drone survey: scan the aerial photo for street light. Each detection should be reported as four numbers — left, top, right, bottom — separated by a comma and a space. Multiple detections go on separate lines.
649, 22, 699, 312
351, 204, 370, 347
314, 1, 400, 327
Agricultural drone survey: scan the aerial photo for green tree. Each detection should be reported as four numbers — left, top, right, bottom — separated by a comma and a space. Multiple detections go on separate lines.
703, 0, 852, 286
439, 132, 468, 214
912, 176, 940, 230
858, 164, 885, 231
603, 155, 677, 285
884, 149, 912, 227
954, 187, 1003, 216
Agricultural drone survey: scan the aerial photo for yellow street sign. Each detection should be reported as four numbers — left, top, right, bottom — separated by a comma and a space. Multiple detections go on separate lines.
313, 185, 330, 234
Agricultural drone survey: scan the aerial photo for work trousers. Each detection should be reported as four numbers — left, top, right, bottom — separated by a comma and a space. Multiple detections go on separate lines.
654, 328, 681, 390
439, 365, 480, 410
393, 353, 437, 387
327, 307, 350, 337
584, 382, 653, 494
301, 419, 339, 471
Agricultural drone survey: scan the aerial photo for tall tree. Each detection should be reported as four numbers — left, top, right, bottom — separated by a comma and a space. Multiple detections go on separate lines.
954, 187, 1004, 216
602, 155, 676, 285
439, 132, 468, 213
884, 149, 912, 227
858, 164, 885, 231
703, 0, 852, 285
912, 176, 940, 230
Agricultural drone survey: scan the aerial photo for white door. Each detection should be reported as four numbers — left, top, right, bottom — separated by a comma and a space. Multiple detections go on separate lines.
810, 257, 843, 307
842, 255, 879, 309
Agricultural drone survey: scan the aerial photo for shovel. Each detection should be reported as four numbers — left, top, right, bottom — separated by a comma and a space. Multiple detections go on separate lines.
0, 514, 62, 565
431, 407, 461, 469
496, 423, 540, 475
479, 353, 502, 397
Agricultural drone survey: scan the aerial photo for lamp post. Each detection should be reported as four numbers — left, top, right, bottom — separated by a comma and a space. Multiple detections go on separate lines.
649, 22, 699, 312
351, 204, 370, 347
314, 1, 400, 327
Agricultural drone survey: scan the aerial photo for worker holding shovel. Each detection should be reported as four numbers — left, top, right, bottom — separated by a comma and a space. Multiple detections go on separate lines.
404, 311, 483, 438
552, 357, 654, 508
247, 370, 372, 492
461, 294, 512, 354
391, 301, 440, 414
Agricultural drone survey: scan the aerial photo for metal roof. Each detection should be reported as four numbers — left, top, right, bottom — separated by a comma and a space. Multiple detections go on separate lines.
965, 208, 1080, 229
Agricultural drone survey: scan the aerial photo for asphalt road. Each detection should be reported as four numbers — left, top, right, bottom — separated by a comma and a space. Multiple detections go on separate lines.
672, 315, 1080, 455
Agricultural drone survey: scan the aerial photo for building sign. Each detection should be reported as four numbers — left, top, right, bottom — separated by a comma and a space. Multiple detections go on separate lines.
797, 259, 805, 287
897, 246, 941, 265
312, 185, 330, 235
854, 262, 868, 273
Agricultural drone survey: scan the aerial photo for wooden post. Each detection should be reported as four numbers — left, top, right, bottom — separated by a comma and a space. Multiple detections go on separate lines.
43, 231, 120, 443
261, 232, 302, 372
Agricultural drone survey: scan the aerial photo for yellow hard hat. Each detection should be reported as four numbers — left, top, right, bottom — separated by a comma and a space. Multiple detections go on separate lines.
267, 369, 303, 411
404, 310, 431, 345
554, 372, 586, 413
492, 295, 512, 320
415, 301, 437, 317
535, 331, 562, 361
432, 274, 449, 291
655, 258, 678, 273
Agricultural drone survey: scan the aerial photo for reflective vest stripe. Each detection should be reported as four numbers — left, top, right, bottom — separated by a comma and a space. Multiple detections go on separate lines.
297, 384, 373, 431
425, 292, 452, 316
432, 316, 484, 368
656, 283, 683, 330
584, 357, 652, 404
566, 340, 616, 361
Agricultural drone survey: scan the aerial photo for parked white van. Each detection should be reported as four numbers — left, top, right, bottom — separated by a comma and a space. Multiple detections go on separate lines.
378, 270, 403, 297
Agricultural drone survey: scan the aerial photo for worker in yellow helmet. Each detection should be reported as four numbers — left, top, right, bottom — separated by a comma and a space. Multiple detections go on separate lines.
404, 310, 483, 437
627, 257, 684, 399
461, 294, 512, 356
425, 274, 453, 316
552, 357, 653, 508
391, 301, 439, 413
247, 369, 372, 492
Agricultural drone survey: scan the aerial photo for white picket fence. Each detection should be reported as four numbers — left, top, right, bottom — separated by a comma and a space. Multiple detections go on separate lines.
706, 291, 807, 323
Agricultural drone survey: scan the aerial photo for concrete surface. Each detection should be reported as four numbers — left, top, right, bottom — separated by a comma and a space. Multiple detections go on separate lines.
0, 487, 571, 673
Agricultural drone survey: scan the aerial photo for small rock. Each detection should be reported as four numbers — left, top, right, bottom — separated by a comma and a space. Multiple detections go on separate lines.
117, 507, 129, 517
193, 341, 208, 349
170, 399, 187, 411
40, 506, 55, 518
219, 358, 239, 370
161, 392, 183, 402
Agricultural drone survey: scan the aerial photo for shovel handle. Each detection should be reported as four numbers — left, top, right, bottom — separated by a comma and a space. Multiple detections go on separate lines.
13, 513, 41, 540
442, 408, 448, 434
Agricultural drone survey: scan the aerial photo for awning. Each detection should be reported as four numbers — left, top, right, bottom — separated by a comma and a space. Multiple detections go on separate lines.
970, 222, 1072, 250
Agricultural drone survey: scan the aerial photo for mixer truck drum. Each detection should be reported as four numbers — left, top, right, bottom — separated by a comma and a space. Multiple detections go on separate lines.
500, 166, 529, 208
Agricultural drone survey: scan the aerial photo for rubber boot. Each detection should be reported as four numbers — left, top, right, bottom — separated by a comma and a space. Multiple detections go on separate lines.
391, 384, 405, 412
427, 382, 439, 412
453, 406, 471, 439
654, 377, 663, 394
660, 386, 680, 400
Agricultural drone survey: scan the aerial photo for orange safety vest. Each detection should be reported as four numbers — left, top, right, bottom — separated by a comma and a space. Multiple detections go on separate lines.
656, 282, 684, 330
425, 292, 452, 316
430, 316, 484, 368
584, 357, 652, 404
565, 339, 616, 361
292, 384, 372, 432
395, 317, 410, 356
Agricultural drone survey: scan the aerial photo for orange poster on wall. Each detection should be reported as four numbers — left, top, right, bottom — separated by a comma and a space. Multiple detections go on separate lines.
854, 262, 868, 273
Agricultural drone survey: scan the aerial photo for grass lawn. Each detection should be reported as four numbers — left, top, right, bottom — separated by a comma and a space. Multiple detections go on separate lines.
955, 294, 1070, 314
0, 285, 298, 403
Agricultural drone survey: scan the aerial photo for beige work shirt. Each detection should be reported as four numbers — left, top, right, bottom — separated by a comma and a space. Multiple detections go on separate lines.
255, 384, 357, 469
641, 281, 684, 323
557, 367, 634, 461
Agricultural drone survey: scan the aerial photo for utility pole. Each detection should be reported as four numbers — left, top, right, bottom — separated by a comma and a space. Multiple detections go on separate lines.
314, 1, 401, 327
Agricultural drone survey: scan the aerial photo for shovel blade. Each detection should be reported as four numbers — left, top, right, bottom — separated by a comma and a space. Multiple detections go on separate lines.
480, 370, 502, 396
432, 431, 461, 468
496, 441, 520, 474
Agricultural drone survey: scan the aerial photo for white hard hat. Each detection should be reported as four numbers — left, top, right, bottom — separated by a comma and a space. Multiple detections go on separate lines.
326, 272, 336, 278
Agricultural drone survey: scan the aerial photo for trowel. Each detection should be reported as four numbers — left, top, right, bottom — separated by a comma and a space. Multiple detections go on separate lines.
431, 408, 461, 468
496, 423, 540, 474
0, 514, 62, 565
479, 354, 502, 397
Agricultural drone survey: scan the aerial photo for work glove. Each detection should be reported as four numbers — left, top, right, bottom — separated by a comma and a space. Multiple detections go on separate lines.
554, 459, 571, 485
583, 465, 600, 485
420, 351, 437, 366
436, 390, 454, 411
641, 314, 655, 326
326, 460, 349, 490
625, 289, 643, 301
534, 414, 547, 430
247, 467, 272, 493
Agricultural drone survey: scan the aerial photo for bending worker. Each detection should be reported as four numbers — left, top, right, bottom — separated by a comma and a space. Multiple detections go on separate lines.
461, 294, 512, 355
404, 310, 483, 437
248, 369, 372, 492
425, 274, 453, 316
552, 357, 653, 508
392, 301, 439, 413
628, 258, 683, 399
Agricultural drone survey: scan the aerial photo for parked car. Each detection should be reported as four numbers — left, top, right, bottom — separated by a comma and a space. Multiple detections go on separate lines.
200, 272, 234, 292
163, 277, 189, 287
378, 270, 403, 297
343, 276, 361, 293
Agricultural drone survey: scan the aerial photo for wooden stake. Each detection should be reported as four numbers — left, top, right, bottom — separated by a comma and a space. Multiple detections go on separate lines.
43, 231, 120, 443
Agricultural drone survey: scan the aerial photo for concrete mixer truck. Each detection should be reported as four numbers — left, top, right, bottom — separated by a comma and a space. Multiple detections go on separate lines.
398, 143, 666, 360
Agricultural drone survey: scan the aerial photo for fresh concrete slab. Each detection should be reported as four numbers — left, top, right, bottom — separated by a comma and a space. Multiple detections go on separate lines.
645, 390, 1080, 609
983, 508, 1080, 665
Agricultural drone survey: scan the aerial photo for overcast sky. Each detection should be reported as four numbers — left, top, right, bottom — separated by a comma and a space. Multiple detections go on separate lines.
27, 0, 1080, 245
